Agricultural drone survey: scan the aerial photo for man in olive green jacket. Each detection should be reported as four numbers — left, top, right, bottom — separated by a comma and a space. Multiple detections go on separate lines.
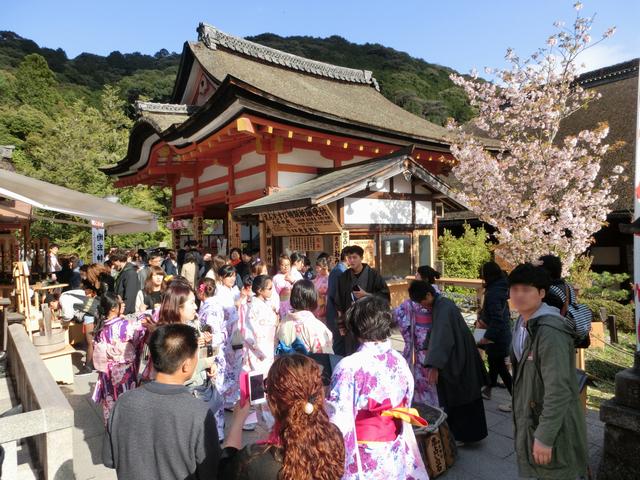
508, 263, 588, 479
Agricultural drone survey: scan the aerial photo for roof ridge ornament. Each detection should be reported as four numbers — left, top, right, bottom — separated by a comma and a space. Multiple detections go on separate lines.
196, 23, 380, 91
135, 101, 199, 115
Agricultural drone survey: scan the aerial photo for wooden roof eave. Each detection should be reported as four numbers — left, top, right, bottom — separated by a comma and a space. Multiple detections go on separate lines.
171, 42, 197, 104
407, 163, 467, 211
100, 121, 162, 176
163, 75, 454, 152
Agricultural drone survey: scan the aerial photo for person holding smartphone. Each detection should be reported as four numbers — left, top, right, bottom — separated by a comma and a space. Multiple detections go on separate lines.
335, 245, 390, 354
243, 275, 278, 428
220, 354, 344, 480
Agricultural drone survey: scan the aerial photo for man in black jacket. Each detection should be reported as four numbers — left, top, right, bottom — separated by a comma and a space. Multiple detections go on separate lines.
111, 249, 140, 315
335, 245, 390, 354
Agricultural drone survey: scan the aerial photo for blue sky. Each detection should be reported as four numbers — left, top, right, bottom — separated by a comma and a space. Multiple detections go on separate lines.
3, 0, 638, 74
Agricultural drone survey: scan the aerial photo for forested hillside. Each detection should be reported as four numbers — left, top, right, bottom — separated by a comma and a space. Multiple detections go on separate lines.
0, 30, 473, 253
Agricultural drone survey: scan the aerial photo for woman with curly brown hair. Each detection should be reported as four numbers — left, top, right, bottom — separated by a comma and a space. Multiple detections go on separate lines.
220, 354, 344, 480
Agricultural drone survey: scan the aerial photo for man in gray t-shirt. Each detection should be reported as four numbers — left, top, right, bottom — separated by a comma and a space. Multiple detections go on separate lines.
103, 324, 220, 479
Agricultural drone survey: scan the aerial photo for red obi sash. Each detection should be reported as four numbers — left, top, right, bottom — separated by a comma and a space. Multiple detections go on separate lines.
355, 398, 427, 444
279, 288, 291, 302
415, 311, 431, 325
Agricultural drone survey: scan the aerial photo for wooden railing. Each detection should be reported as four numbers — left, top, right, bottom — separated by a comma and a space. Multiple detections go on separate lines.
1, 324, 74, 479
387, 276, 485, 309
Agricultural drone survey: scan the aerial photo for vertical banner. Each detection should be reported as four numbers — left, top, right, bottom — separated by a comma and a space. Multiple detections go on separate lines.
192, 215, 204, 246
91, 220, 105, 264
333, 230, 350, 260
228, 211, 242, 250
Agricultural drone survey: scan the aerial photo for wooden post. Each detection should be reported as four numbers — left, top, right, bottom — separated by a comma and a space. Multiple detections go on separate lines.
607, 315, 618, 344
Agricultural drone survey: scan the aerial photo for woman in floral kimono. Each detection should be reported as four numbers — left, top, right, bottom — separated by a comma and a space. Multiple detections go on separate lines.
273, 254, 303, 319
197, 277, 228, 439
277, 280, 333, 354
312, 257, 330, 322
327, 296, 428, 480
244, 275, 278, 375
214, 264, 242, 407
244, 275, 278, 428
251, 260, 280, 315
394, 290, 439, 407
92, 292, 147, 424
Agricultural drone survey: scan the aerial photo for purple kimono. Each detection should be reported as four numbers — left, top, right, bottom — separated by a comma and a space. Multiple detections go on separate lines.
394, 299, 439, 407
91, 315, 147, 424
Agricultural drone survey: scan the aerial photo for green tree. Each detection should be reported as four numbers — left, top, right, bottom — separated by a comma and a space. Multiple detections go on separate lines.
438, 224, 491, 279
13, 86, 170, 256
14, 53, 61, 113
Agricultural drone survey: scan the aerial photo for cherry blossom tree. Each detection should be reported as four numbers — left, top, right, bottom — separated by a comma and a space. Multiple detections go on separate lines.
447, 2, 623, 272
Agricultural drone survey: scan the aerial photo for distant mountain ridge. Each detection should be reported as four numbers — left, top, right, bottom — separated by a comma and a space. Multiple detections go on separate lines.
0, 30, 473, 124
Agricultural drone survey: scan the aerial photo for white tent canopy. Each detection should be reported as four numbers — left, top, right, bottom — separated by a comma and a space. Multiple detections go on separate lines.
0, 169, 157, 234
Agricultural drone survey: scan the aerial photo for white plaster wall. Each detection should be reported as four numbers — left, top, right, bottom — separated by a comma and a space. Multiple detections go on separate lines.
278, 149, 334, 168
415, 201, 434, 225
199, 183, 228, 196
415, 185, 432, 194
175, 192, 193, 208
200, 164, 228, 183
393, 174, 413, 193
235, 151, 265, 172
344, 197, 412, 224
278, 171, 317, 188
235, 172, 265, 194
176, 176, 194, 190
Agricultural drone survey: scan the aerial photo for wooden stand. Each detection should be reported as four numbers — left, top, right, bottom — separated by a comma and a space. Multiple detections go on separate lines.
39, 344, 76, 384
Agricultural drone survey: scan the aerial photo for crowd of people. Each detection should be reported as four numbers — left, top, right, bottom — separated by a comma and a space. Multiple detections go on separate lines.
47, 241, 589, 480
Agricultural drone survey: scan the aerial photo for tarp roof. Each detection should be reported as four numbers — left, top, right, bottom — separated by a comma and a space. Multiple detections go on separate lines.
0, 169, 157, 234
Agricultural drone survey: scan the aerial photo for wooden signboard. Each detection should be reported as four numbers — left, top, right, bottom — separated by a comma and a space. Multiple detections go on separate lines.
261, 206, 341, 236
289, 235, 323, 253
332, 231, 350, 259
228, 212, 242, 250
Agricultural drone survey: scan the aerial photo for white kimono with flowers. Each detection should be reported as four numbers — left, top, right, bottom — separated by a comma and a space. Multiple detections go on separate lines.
214, 284, 241, 403
244, 296, 278, 375
326, 340, 428, 480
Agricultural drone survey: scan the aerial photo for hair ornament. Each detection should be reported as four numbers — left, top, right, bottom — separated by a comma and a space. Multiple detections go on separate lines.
304, 402, 314, 415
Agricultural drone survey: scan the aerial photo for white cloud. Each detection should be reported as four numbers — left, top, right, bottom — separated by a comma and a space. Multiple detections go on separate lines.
575, 42, 636, 72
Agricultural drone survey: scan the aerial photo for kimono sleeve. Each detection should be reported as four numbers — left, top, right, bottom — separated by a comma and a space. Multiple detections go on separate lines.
322, 326, 334, 354
207, 304, 227, 349
326, 361, 358, 470
370, 269, 390, 301
393, 302, 412, 358
424, 300, 455, 370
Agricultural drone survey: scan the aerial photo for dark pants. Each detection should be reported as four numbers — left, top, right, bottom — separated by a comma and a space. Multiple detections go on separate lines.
487, 352, 512, 395
326, 309, 345, 356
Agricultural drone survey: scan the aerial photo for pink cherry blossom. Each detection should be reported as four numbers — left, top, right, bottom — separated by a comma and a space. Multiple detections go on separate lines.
447, 7, 622, 273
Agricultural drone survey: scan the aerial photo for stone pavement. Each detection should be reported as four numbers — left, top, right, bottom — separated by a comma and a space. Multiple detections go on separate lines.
63, 347, 605, 480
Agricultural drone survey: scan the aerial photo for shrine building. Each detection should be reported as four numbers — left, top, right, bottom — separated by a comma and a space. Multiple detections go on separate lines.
103, 24, 468, 278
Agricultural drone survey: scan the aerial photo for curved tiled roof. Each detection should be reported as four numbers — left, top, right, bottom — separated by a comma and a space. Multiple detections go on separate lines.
134, 101, 196, 133
188, 41, 451, 144
197, 23, 379, 90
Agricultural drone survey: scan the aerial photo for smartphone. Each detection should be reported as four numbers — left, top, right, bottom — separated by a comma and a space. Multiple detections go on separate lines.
352, 284, 361, 292
248, 371, 267, 405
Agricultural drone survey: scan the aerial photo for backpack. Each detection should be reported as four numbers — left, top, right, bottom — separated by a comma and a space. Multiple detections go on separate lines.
549, 282, 592, 348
